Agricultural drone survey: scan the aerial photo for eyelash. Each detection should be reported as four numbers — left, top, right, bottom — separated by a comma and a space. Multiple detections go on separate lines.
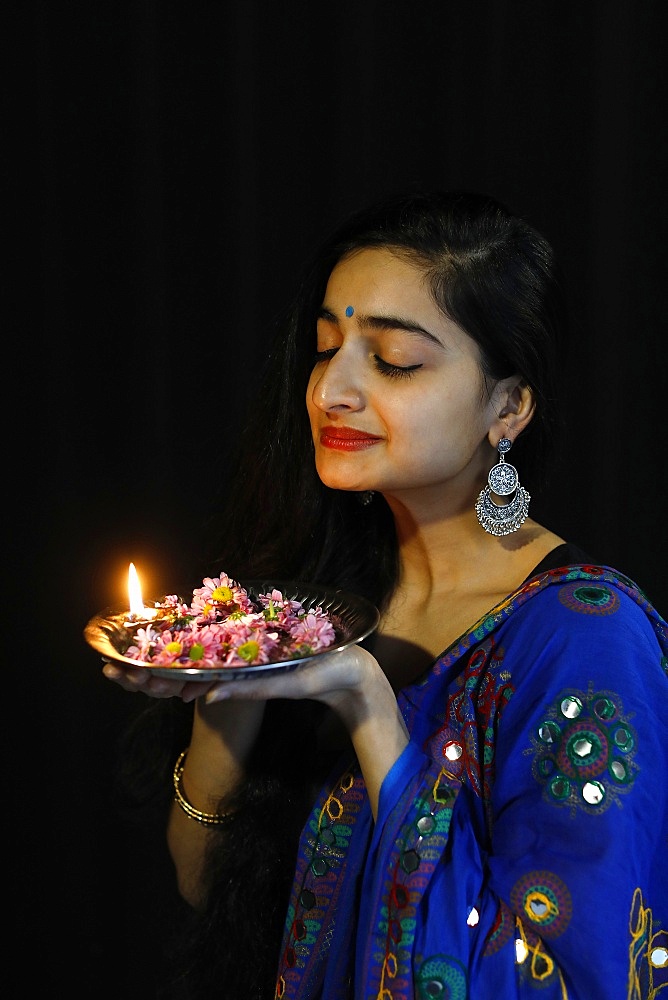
373, 355, 422, 380
313, 348, 422, 380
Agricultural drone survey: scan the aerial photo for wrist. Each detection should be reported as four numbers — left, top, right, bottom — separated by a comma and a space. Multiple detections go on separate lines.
193, 694, 266, 749
178, 696, 266, 807
173, 749, 236, 826
327, 658, 397, 735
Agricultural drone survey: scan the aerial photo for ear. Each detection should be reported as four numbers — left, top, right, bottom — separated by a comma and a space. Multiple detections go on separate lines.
488, 378, 536, 446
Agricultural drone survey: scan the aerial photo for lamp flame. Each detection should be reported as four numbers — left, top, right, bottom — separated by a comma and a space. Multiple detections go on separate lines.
127, 562, 156, 619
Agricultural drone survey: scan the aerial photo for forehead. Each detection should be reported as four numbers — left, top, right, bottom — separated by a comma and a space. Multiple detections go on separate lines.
323, 247, 468, 342
321, 247, 484, 366
324, 248, 434, 306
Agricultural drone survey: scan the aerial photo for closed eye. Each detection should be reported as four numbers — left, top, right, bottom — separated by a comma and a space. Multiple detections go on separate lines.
313, 348, 423, 379
374, 355, 423, 379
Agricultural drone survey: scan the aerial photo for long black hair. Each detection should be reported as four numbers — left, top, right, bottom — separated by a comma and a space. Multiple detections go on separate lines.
118, 189, 569, 999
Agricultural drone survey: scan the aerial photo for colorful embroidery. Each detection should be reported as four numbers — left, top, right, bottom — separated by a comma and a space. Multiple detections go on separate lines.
510, 871, 572, 939
483, 900, 516, 956
416, 954, 467, 998
370, 769, 458, 1000
485, 902, 571, 997
428, 637, 513, 812
628, 887, 668, 999
275, 766, 365, 999
275, 565, 668, 997
558, 582, 621, 615
429, 566, 623, 679
529, 683, 638, 815
514, 918, 569, 996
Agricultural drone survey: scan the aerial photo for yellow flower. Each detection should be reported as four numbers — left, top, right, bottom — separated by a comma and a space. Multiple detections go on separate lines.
237, 640, 260, 663
211, 585, 234, 603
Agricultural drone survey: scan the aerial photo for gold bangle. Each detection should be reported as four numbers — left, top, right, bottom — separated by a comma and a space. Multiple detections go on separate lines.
173, 749, 234, 826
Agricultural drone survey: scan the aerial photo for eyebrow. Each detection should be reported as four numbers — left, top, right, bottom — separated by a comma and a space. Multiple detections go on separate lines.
317, 307, 444, 347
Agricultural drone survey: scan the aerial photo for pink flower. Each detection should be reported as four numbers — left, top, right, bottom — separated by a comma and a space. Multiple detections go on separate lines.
148, 629, 186, 665
121, 573, 338, 669
258, 589, 307, 627
190, 573, 253, 619
288, 611, 336, 652
224, 624, 281, 665
161, 594, 189, 613
125, 624, 161, 661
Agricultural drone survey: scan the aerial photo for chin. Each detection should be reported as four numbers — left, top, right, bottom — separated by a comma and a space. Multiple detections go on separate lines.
314, 465, 362, 493
322, 480, 367, 494
316, 471, 368, 493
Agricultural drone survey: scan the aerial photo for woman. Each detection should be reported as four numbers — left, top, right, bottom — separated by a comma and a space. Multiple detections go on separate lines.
105, 190, 668, 999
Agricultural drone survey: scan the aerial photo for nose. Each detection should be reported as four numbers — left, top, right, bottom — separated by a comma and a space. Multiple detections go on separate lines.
309, 348, 365, 414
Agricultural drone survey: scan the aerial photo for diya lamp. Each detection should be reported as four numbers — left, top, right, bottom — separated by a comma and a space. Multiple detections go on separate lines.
84, 561, 164, 664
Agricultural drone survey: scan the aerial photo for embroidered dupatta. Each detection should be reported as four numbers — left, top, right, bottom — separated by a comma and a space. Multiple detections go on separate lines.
274, 566, 668, 1000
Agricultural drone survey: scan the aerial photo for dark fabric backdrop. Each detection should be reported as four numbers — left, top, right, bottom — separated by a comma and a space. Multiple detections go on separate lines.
17, 2, 666, 996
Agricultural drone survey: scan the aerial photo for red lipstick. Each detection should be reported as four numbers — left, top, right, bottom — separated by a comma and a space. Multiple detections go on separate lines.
319, 426, 382, 451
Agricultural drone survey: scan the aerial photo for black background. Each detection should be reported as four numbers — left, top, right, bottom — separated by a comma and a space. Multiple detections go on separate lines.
17, 2, 667, 995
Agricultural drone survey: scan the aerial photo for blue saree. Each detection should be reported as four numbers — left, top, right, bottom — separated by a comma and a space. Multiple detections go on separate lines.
274, 564, 668, 999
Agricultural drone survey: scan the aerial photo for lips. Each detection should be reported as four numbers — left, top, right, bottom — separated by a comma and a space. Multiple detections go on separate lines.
319, 426, 383, 451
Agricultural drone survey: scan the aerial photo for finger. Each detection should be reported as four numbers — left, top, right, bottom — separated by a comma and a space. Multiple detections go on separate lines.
102, 661, 151, 690
181, 679, 219, 703
102, 662, 185, 698
204, 680, 257, 704
204, 660, 324, 705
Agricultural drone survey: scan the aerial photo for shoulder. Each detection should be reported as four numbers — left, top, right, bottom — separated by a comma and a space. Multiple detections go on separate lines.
430, 563, 666, 695
496, 564, 667, 682
487, 566, 668, 778
511, 563, 662, 629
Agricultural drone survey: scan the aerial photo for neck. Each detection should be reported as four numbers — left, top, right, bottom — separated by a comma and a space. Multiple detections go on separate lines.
383, 491, 562, 604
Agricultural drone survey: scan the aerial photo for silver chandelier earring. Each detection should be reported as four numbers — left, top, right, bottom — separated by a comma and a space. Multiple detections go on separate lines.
475, 436, 530, 536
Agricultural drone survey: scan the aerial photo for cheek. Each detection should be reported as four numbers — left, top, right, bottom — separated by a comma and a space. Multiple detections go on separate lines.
390, 393, 447, 440
381, 405, 443, 472
390, 392, 488, 460
392, 426, 445, 472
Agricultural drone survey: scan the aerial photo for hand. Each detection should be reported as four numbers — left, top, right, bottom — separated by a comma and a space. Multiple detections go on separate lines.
203, 643, 376, 716
101, 659, 219, 703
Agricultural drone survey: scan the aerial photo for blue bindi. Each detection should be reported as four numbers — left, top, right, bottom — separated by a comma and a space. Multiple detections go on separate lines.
345, 305, 354, 317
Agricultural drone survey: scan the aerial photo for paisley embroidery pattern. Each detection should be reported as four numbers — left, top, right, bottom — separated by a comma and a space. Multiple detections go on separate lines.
514, 919, 569, 994
628, 887, 668, 999
428, 637, 513, 822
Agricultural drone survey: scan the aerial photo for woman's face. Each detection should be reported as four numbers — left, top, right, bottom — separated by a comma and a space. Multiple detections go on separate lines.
306, 247, 509, 511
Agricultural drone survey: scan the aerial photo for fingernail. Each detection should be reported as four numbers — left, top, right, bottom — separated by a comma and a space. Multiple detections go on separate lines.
205, 687, 230, 704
